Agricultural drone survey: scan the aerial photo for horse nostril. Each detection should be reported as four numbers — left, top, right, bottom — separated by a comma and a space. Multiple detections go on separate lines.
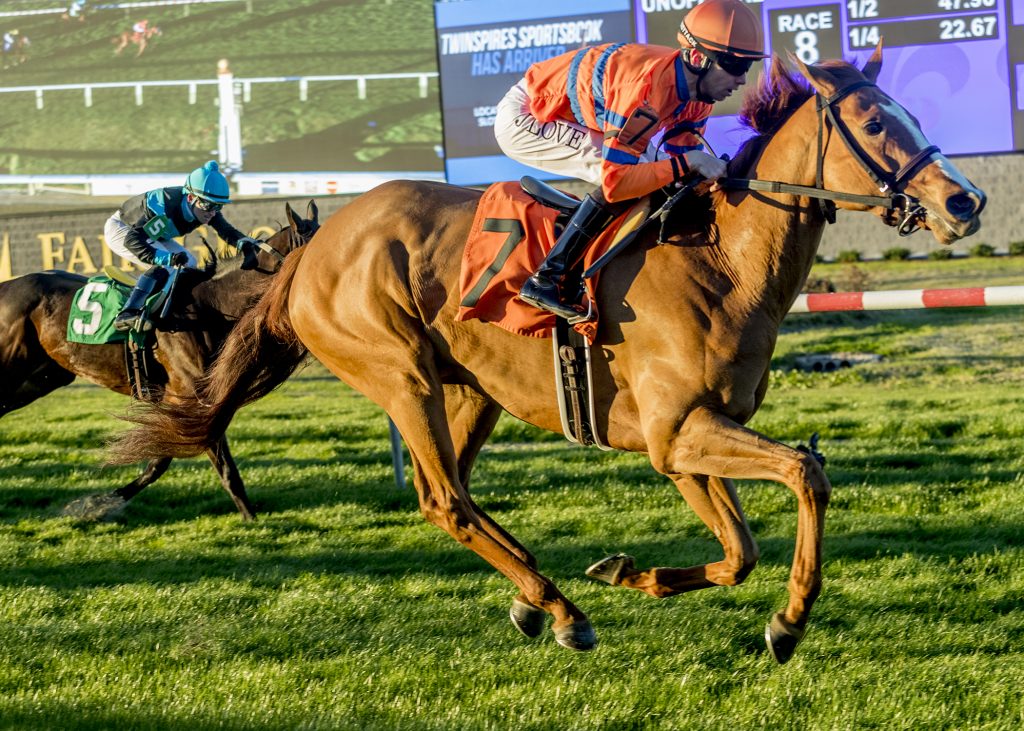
972, 189, 987, 215
946, 193, 977, 222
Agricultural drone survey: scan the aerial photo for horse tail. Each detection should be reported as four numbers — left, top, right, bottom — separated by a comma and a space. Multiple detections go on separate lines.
107, 247, 309, 463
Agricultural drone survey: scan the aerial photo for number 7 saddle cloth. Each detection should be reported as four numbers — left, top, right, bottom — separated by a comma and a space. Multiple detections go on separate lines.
455, 181, 633, 344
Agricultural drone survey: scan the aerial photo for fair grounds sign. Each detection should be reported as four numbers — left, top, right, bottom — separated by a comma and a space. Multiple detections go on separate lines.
0, 220, 277, 283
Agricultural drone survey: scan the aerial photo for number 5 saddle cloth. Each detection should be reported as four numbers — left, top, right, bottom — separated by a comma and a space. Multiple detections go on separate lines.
66, 272, 160, 345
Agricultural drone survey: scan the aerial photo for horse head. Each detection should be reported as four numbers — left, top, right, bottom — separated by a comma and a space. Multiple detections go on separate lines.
263, 199, 320, 262
790, 44, 985, 245
177, 202, 320, 326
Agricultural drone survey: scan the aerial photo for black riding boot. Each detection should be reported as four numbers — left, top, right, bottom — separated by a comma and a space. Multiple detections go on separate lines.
518, 192, 616, 320
113, 266, 167, 333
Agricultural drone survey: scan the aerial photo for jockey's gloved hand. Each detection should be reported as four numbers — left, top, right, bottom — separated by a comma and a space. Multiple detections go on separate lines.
153, 249, 189, 267
236, 236, 263, 270
682, 150, 728, 181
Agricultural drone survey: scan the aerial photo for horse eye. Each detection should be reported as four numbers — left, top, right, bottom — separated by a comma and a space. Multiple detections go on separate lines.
864, 120, 883, 136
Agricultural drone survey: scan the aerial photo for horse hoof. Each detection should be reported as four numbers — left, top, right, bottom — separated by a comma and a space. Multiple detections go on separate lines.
554, 619, 598, 651
509, 598, 546, 639
585, 553, 634, 585
61, 493, 127, 522
765, 612, 806, 664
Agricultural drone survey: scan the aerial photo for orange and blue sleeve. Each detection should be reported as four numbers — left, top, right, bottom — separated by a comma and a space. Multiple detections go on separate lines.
659, 118, 708, 158
599, 148, 686, 203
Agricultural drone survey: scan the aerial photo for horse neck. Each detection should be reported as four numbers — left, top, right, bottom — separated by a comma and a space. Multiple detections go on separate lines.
193, 234, 297, 316
714, 100, 828, 317
191, 265, 262, 320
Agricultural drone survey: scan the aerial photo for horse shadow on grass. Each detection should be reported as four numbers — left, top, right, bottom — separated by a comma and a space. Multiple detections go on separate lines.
3, 504, 1021, 592
4, 426, 1020, 592
0, 427, 619, 523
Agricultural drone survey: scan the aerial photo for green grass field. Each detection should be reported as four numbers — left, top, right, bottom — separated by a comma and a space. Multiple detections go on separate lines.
0, 0, 442, 173
1, 258, 1023, 729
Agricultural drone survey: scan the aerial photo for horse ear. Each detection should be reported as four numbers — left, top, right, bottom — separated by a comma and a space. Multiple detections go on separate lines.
861, 40, 883, 82
787, 51, 837, 97
307, 199, 319, 225
285, 202, 299, 231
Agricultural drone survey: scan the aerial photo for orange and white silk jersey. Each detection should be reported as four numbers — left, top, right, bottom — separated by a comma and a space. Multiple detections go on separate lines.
524, 43, 712, 202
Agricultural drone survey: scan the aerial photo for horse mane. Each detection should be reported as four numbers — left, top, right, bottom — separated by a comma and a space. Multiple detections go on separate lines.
179, 217, 316, 324
729, 55, 867, 174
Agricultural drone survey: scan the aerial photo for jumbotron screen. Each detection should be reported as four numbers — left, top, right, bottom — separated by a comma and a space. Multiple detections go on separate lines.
435, 0, 1024, 185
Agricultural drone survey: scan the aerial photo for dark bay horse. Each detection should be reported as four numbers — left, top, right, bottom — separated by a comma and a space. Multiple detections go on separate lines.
110, 51, 985, 661
1, 202, 318, 521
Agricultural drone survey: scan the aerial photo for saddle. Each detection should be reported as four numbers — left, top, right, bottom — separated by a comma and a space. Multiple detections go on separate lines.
66, 266, 180, 400
457, 179, 656, 448
457, 179, 650, 343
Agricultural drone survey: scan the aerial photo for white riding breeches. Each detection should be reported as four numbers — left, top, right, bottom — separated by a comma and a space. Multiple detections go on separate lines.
494, 81, 605, 185
494, 80, 666, 185
104, 211, 197, 269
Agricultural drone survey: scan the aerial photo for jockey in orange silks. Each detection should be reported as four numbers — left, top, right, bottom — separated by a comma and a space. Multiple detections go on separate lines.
494, 0, 767, 320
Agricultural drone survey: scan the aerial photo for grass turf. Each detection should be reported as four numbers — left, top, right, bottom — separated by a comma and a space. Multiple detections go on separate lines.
1, 258, 1022, 729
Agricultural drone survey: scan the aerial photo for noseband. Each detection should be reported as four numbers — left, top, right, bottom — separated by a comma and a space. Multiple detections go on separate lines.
723, 79, 941, 237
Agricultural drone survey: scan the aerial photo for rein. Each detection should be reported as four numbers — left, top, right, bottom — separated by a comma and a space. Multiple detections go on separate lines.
720, 80, 941, 237
257, 239, 287, 263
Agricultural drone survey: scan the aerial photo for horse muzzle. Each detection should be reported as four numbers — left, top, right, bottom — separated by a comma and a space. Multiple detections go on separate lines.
922, 206, 983, 245
916, 185, 986, 245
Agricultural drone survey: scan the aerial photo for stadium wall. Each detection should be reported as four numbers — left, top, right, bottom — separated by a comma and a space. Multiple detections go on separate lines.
1, 152, 1020, 281
0, 195, 358, 281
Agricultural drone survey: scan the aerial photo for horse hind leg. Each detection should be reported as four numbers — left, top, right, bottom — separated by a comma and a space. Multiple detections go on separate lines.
335, 341, 594, 649
205, 436, 256, 521
588, 473, 759, 597
399, 396, 595, 650
444, 385, 545, 638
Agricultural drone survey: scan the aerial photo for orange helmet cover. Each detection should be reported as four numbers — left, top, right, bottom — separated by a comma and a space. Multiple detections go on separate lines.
678, 0, 767, 58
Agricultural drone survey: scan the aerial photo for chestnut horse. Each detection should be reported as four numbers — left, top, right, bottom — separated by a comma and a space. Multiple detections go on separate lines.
0, 202, 318, 521
110, 52, 985, 661
113, 25, 161, 57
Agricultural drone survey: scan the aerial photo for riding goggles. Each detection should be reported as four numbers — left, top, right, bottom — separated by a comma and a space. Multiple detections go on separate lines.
712, 52, 756, 77
192, 196, 223, 212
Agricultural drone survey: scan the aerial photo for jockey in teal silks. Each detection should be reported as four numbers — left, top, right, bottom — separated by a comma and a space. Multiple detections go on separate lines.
103, 160, 261, 333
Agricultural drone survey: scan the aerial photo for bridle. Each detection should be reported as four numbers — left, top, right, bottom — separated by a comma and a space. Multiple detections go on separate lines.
721, 79, 942, 237
584, 79, 948, 278
255, 239, 287, 264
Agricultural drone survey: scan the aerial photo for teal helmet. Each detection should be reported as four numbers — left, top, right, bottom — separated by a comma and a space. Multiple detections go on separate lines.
183, 160, 231, 204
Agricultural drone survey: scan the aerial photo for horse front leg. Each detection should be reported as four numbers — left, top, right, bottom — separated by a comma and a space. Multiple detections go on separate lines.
113, 457, 173, 502
444, 384, 546, 638
61, 457, 173, 520
652, 406, 830, 663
